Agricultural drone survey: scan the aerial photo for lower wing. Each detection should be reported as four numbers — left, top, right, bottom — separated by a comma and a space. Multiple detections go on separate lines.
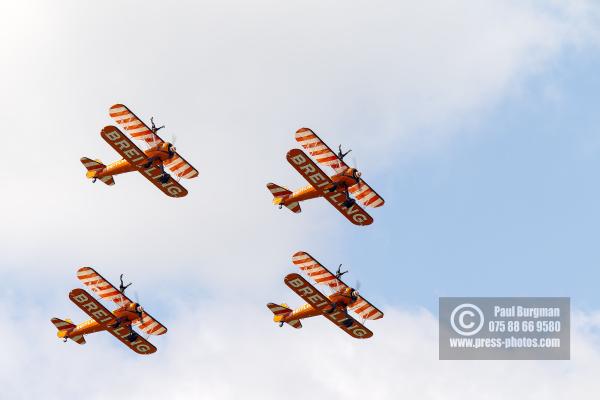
100, 126, 188, 198
68, 288, 157, 355
284, 273, 373, 339
286, 148, 373, 226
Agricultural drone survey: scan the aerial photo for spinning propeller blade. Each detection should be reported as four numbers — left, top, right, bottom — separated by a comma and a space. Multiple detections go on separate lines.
134, 291, 144, 325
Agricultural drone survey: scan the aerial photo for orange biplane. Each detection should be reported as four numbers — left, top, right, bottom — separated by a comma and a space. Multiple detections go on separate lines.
81, 104, 198, 198
267, 128, 385, 226
51, 267, 167, 355
267, 251, 383, 339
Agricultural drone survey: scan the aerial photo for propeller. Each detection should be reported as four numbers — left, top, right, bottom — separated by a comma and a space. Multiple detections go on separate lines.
165, 135, 178, 159
351, 156, 363, 188
351, 280, 361, 302
133, 291, 144, 325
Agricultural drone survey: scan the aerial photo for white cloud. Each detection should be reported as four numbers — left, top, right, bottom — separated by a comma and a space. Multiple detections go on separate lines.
1, 0, 598, 286
3, 296, 600, 399
0, 1, 599, 398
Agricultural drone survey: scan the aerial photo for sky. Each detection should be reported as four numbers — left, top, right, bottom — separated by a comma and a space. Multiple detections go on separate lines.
2, 1, 600, 399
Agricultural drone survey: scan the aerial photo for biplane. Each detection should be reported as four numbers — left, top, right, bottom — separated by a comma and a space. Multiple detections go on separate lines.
267, 251, 383, 339
81, 104, 198, 198
267, 128, 385, 226
51, 267, 167, 355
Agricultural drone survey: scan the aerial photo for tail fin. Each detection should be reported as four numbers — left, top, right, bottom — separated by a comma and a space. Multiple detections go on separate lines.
51, 318, 86, 345
80, 157, 115, 186
267, 303, 302, 329
266, 183, 301, 213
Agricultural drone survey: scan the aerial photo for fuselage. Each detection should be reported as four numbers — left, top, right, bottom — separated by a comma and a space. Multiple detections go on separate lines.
92, 143, 176, 178
278, 168, 360, 206
58, 303, 141, 339
281, 287, 358, 322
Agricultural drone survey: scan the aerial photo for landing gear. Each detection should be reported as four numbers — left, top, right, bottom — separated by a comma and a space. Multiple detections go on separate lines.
342, 187, 355, 208
342, 198, 356, 208
328, 184, 355, 208
111, 319, 123, 329
154, 164, 170, 184
126, 331, 139, 342
160, 173, 170, 184
143, 156, 170, 184
143, 158, 155, 168
326, 302, 341, 314
342, 318, 354, 328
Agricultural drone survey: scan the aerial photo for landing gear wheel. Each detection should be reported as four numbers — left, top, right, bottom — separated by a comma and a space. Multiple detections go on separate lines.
342, 198, 356, 208
126, 332, 139, 342
143, 158, 154, 168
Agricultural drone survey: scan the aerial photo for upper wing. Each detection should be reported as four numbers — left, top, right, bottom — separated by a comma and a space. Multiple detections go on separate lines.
348, 297, 384, 321
132, 312, 168, 336
101, 126, 188, 197
109, 104, 198, 179
292, 251, 347, 290
287, 148, 373, 226
109, 104, 164, 145
349, 181, 385, 208
292, 252, 384, 321
284, 273, 373, 339
77, 266, 132, 308
295, 128, 348, 174
69, 288, 157, 355
163, 153, 199, 179
77, 267, 167, 335
295, 127, 384, 208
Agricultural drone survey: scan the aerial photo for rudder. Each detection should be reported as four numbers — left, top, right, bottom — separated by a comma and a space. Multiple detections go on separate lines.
266, 183, 301, 213
80, 157, 114, 186
51, 318, 86, 345
267, 303, 302, 329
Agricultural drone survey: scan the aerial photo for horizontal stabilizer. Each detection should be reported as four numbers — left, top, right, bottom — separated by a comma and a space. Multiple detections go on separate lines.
267, 303, 302, 329
266, 183, 301, 213
51, 317, 86, 345
80, 157, 114, 186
